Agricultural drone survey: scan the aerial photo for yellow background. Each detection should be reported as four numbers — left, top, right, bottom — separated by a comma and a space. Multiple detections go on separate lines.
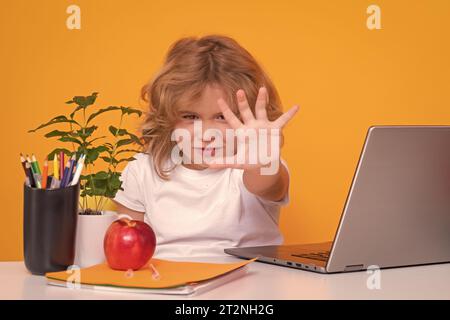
1, 0, 450, 260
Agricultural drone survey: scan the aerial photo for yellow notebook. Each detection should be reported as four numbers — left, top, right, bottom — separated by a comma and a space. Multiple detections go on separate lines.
45, 257, 257, 295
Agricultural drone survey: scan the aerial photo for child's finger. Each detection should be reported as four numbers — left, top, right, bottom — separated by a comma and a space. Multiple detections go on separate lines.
255, 87, 268, 120
217, 98, 244, 129
236, 89, 255, 124
273, 105, 300, 128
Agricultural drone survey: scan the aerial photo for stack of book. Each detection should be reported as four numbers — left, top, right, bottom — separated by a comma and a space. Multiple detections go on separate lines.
45, 257, 257, 296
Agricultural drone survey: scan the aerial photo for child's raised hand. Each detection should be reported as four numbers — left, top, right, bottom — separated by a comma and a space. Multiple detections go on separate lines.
207, 86, 299, 171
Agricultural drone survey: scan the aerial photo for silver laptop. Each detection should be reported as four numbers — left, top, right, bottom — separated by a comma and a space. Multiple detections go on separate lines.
225, 126, 450, 273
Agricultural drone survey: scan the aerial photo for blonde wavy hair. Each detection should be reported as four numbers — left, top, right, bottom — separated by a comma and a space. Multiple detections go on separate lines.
140, 34, 284, 180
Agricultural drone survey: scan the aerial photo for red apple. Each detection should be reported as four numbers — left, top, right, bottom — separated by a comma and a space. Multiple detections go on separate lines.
104, 218, 156, 271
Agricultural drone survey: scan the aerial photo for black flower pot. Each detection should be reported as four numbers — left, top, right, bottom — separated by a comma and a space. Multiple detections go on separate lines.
23, 181, 80, 275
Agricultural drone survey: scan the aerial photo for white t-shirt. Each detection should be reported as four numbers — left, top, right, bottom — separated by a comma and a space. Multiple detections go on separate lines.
113, 152, 290, 260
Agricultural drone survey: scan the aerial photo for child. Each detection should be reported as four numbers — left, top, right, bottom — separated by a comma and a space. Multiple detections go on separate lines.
113, 34, 299, 259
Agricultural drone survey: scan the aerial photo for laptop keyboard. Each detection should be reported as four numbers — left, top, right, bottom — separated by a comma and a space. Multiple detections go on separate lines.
292, 250, 330, 262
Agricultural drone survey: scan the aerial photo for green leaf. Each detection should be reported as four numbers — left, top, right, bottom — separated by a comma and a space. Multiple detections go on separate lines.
100, 156, 120, 165
88, 187, 107, 197
103, 172, 123, 198
116, 149, 141, 155
94, 171, 109, 179
82, 171, 123, 198
80, 176, 90, 194
77, 92, 98, 107
100, 156, 113, 164
117, 157, 136, 164
103, 142, 114, 149
76, 125, 98, 140
67, 93, 99, 119
94, 145, 109, 153
28, 115, 80, 133
83, 173, 108, 193
86, 136, 107, 145
108, 126, 143, 146
110, 177, 122, 189
59, 136, 83, 145
69, 105, 84, 119
120, 106, 143, 117
127, 132, 143, 146
104, 189, 117, 198
85, 152, 99, 165
66, 92, 98, 107
108, 125, 128, 137
44, 130, 72, 138
86, 106, 121, 124
116, 138, 134, 148
84, 146, 108, 164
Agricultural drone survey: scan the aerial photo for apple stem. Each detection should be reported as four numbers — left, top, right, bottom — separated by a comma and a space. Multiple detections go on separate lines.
123, 218, 136, 228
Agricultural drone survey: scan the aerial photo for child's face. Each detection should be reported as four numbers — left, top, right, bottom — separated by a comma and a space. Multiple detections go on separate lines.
174, 84, 235, 169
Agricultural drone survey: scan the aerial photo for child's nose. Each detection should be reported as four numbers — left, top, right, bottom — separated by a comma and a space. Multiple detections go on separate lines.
203, 124, 223, 139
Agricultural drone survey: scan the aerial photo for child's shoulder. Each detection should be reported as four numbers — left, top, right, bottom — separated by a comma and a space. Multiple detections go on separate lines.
128, 152, 171, 176
133, 152, 152, 162
125, 152, 154, 172
127, 152, 148, 164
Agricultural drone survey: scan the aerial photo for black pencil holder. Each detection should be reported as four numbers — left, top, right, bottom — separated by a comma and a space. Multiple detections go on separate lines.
23, 182, 80, 275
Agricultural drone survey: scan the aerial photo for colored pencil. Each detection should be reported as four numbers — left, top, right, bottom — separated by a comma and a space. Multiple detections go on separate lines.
60, 155, 73, 188
65, 155, 77, 187
70, 154, 85, 186
19, 153, 31, 187
31, 154, 41, 175
41, 157, 48, 189
53, 153, 59, 180
24, 160, 35, 187
19, 153, 27, 175
29, 161, 41, 189
59, 151, 64, 181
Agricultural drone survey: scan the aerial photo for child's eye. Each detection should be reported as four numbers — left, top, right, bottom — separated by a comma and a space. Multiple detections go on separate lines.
216, 114, 225, 120
182, 114, 199, 120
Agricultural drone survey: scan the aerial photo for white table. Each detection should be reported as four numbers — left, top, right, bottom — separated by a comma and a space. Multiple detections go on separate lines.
1, 257, 449, 300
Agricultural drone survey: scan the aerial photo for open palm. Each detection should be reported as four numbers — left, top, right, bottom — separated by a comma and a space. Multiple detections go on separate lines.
206, 86, 299, 170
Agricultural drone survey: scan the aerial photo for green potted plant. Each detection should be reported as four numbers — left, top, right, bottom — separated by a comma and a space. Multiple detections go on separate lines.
28, 92, 143, 267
